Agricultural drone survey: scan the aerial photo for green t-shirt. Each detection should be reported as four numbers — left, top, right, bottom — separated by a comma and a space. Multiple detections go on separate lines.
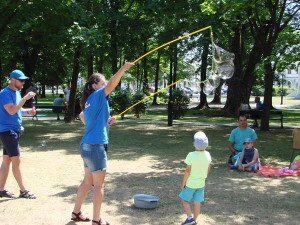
185, 150, 212, 188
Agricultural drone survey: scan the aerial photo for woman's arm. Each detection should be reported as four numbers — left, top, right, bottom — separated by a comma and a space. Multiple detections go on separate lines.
79, 111, 85, 124
107, 116, 116, 126
105, 62, 133, 96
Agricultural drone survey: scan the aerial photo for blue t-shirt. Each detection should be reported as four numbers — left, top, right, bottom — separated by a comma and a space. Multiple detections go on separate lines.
0, 87, 22, 132
81, 88, 110, 144
228, 127, 257, 152
256, 101, 263, 110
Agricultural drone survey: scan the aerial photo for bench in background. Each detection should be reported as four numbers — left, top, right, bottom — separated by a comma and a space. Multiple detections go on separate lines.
25, 105, 67, 120
239, 110, 283, 128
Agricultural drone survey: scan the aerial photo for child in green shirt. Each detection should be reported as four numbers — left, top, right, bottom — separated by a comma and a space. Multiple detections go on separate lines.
179, 131, 212, 225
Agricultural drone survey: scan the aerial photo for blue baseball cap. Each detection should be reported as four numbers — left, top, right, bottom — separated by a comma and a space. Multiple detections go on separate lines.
9, 70, 29, 80
243, 138, 254, 144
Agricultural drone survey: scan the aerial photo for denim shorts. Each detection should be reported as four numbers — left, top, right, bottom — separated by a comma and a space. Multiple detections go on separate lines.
0, 130, 21, 157
179, 186, 205, 203
80, 143, 107, 172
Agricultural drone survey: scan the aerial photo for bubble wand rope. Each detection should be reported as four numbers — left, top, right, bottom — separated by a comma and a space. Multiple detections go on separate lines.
133, 26, 212, 64
115, 79, 182, 119
115, 26, 211, 118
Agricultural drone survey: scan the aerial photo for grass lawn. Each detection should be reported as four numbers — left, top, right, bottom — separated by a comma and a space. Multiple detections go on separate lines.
33, 94, 300, 128
0, 118, 299, 225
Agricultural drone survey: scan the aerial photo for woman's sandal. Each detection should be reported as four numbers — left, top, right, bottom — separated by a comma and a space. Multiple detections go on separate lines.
92, 219, 110, 225
71, 211, 91, 222
19, 190, 36, 199
0, 190, 16, 198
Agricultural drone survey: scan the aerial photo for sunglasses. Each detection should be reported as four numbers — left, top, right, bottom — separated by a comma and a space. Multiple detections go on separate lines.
16, 79, 25, 82
244, 142, 252, 145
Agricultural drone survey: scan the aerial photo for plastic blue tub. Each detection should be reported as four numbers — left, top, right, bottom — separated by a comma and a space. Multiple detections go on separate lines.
133, 194, 160, 209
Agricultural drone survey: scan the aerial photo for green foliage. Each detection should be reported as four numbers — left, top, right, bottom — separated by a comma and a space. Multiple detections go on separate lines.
251, 85, 264, 96
171, 89, 190, 119
157, 90, 169, 103
131, 92, 148, 118
110, 88, 132, 119
273, 86, 289, 96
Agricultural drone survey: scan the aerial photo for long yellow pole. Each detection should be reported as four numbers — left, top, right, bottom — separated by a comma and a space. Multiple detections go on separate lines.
116, 79, 182, 118
116, 26, 212, 118
133, 26, 212, 64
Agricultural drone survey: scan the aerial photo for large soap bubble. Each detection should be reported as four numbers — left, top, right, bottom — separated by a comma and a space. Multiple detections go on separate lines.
203, 76, 221, 96
216, 61, 234, 80
212, 44, 235, 80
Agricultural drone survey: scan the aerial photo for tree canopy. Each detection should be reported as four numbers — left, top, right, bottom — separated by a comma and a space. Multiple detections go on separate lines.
0, 0, 299, 128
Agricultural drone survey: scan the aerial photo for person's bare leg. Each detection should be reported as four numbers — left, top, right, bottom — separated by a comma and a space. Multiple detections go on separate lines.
72, 167, 93, 220
10, 156, 26, 191
0, 155, 11, 190
92, 170, 106, 222
193, 201, 201, 222
181, 199, 192, 217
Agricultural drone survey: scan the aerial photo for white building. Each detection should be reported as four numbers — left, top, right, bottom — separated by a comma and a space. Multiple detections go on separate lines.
283, 66, 300, 98
282, 67, 299, 88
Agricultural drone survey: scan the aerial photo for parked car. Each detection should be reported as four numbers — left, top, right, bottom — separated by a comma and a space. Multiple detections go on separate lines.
181, 87, 193, 98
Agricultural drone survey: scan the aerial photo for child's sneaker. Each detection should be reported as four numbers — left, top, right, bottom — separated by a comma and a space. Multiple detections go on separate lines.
182, 217, 197, 225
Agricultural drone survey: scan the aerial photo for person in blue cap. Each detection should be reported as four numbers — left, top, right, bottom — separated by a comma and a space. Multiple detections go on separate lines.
237, 138, 260, 172
0, 70, 37, 199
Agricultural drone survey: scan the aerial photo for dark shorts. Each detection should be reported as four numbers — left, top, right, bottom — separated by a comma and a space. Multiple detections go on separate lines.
0, 130, 21, 157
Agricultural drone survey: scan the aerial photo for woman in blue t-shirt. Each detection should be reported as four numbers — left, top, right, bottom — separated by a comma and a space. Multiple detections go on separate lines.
71, 62, 133, 225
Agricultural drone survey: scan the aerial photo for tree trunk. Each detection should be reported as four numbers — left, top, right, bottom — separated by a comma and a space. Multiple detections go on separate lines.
142, 42, 148, 92
168, 53, 174, 126
152, 51, 160, 105
194, 83, 209, 109
87, 54, 94, 76
194, 41, 209, 109
223, 22, 246, 116
22, 46, 39, 96
65, 45, 81, 123
41, 84, 46, 98
210, 84, 222, 104
244, 39, 263, 101
260, 62, 274, 131
173, 45, 178, 90
0, 54, 2, 90
136, 63, 141, 91
110, 19, 118, 75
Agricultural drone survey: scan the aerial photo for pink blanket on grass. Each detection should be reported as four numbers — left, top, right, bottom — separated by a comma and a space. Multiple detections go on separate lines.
257, 164, 300, 177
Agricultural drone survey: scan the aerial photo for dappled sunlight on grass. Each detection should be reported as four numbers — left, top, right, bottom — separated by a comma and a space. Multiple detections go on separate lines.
1, 118, 299, 225
37, 132, 82, 140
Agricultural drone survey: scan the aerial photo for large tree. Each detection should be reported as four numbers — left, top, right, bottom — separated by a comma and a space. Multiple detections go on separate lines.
202, 0, 299, 129
246, 0, 300, 131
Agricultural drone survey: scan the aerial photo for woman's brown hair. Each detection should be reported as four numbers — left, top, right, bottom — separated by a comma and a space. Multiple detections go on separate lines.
80, 73, 105, 110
